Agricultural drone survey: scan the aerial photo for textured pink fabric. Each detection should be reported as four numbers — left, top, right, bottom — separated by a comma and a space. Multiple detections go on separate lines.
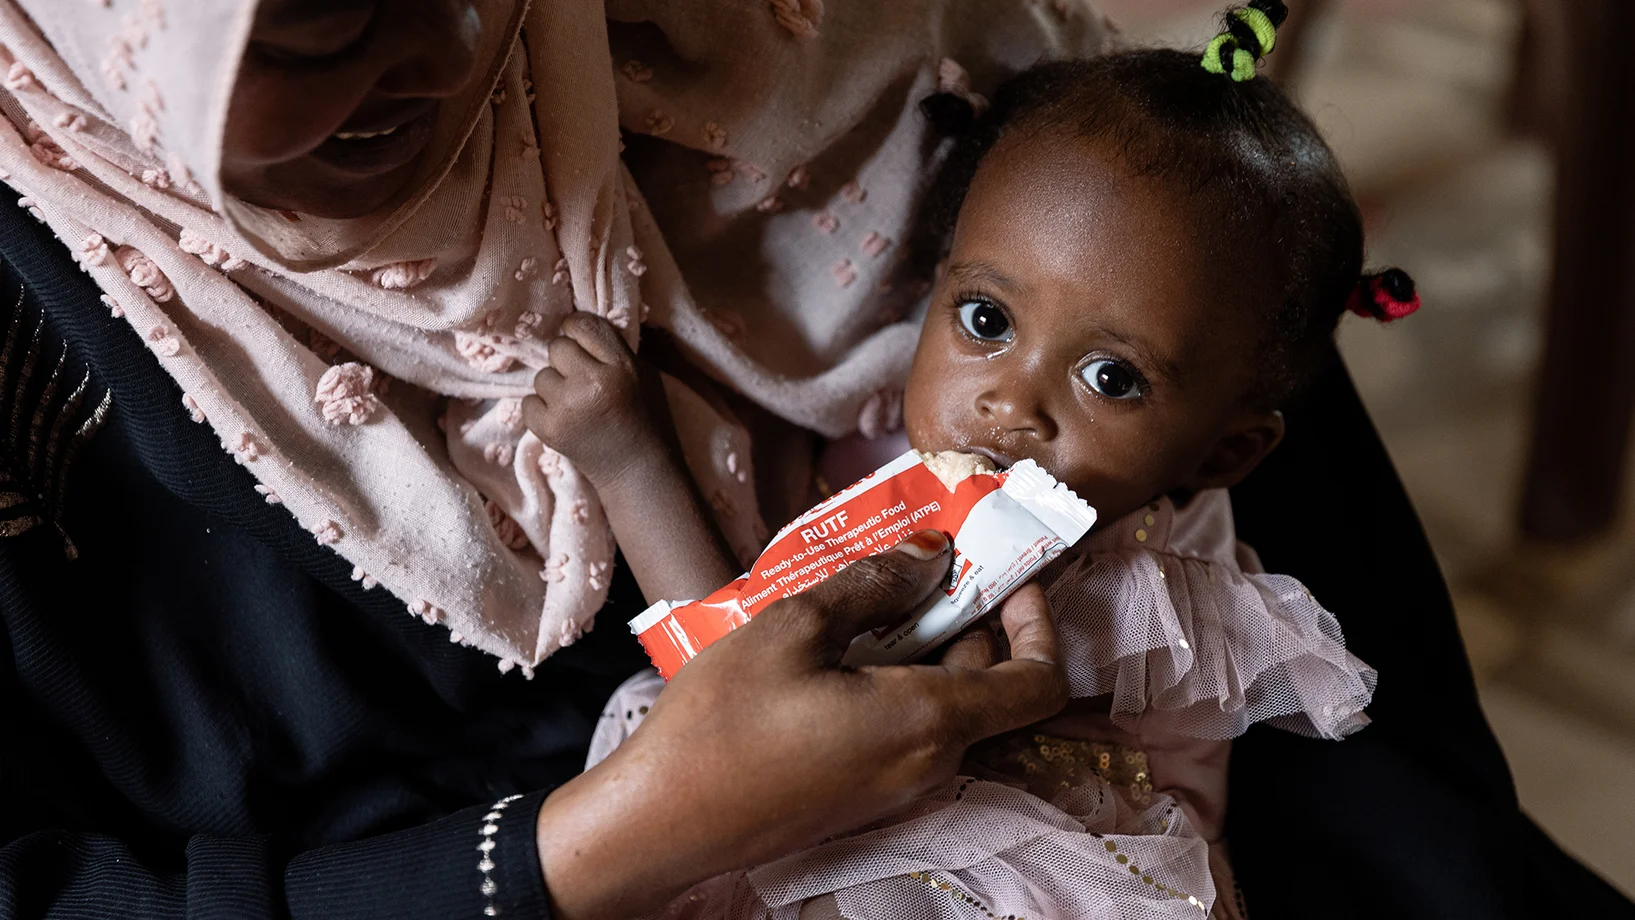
313, 363, 381, 427
586, 489, 1373, 918
0, 0, 1106, 669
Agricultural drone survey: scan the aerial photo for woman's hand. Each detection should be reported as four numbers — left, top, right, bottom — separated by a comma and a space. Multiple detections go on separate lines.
534, 530, 1069, 919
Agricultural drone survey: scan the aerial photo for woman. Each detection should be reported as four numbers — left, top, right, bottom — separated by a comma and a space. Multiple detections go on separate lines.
0, 0, 1625, 918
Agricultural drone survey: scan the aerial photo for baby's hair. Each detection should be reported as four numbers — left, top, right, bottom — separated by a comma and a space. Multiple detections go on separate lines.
917, 4, 1416, 406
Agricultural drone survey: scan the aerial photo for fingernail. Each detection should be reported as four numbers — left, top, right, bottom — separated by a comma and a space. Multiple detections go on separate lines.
897, 530, 949, 560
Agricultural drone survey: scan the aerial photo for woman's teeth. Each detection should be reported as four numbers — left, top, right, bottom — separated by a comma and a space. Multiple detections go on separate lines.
332, 125, 399, 141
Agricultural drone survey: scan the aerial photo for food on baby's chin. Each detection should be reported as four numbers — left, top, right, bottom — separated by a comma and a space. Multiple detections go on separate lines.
916, 450, 998, 492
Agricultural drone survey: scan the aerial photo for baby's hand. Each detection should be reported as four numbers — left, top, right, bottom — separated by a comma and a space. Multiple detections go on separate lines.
524, 313, 668, 489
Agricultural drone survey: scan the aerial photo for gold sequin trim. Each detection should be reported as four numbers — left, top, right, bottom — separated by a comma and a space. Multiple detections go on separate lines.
973, 734, 1155, 806
904, 870, 1018, 918
1098, 837, 1208, 913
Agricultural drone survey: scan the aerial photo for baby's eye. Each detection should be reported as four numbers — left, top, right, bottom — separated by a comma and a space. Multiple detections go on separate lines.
957, 300, 1013, 343
1080, 358, 1144, 401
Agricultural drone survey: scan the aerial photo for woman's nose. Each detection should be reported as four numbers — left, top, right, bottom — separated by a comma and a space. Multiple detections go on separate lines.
974, 389, 1057, 440
375, 0, 484, 99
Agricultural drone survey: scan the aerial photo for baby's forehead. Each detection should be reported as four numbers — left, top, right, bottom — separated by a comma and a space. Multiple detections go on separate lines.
963, 130, 1215, 249
960, 136, 1268, 320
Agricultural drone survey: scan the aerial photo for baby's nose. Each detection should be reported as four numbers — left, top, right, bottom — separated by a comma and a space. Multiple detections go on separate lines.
974, 390, 1057, 440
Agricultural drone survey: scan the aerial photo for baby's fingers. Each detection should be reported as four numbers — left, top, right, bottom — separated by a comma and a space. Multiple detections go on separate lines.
559, 312, 631, 365
521, 394, 553, 438
546, 334, 601, 378
532, 366, 566, 400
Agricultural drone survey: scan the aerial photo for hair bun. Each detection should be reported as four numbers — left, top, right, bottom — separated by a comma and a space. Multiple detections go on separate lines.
1348, 268, 1420, 323
919, 91, 979, 137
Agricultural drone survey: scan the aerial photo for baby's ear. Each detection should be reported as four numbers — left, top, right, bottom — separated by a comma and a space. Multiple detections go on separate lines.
1183, 410, 1285, 492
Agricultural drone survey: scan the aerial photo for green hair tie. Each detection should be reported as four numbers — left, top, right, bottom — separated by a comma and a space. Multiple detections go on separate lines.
1201, 33, 1233, 75
1235, 6, 1277, 55
1201, 33, 1257, 82
1200, 1, 1288, 83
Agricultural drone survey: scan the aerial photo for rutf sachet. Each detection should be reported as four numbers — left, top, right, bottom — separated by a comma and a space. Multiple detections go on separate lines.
631, 450, 1096, 679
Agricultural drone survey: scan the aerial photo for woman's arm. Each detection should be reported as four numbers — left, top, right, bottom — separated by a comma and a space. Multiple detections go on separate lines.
0, 794, 556, 919
5, 541, 1054, 920
532, 534, 1070, 919
524, 313, 740, 603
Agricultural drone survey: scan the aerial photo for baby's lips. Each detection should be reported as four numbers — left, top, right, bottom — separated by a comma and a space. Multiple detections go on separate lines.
965, 445, 1018, 470
898, 530, 950, 560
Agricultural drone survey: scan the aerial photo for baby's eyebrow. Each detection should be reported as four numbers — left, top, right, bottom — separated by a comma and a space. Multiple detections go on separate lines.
1096, 325, 1184, 385
946, 261, 1021, 293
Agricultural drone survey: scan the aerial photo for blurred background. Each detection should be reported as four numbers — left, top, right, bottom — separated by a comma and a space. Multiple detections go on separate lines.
1098, 0, 1635, 897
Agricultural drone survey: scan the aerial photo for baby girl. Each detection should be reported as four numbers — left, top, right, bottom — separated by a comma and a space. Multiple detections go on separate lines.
525, 2, 1411, 916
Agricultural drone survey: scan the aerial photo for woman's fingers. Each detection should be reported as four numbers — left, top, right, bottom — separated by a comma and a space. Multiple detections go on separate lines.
937, 621, 999, 670
996, 581, 1060, 667
926, 584, 1068, 741
759, 531, 952, 663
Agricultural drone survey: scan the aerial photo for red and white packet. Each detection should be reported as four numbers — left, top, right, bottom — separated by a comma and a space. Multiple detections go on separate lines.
630, 450, 1097, 679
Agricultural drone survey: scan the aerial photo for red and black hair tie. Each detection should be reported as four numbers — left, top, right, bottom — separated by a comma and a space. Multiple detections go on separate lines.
1347, 268, 1420, 323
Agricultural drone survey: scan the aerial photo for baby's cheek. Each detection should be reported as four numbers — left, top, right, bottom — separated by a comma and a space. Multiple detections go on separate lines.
901, 359, 954, 446
900, 388, 933, 448
1054, 439, 1172, 522
1058, 472, 1135, 523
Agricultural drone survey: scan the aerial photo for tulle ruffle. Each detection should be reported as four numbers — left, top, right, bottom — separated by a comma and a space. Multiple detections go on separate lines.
1048, 547, 1376, 741
586, 674, 1221, 920
650, 775, 1215, 920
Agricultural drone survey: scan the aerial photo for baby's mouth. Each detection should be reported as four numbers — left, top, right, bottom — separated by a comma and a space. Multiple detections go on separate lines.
964, 445, 1019, 470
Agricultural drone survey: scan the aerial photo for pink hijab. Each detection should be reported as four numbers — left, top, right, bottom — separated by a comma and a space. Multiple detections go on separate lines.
0, 0, 1106, 672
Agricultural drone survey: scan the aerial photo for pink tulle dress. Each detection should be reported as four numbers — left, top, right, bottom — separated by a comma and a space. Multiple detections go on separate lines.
588, 488, 1377, 919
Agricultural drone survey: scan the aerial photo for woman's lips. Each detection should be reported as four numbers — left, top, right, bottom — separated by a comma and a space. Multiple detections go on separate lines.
308, 105, 439, 177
